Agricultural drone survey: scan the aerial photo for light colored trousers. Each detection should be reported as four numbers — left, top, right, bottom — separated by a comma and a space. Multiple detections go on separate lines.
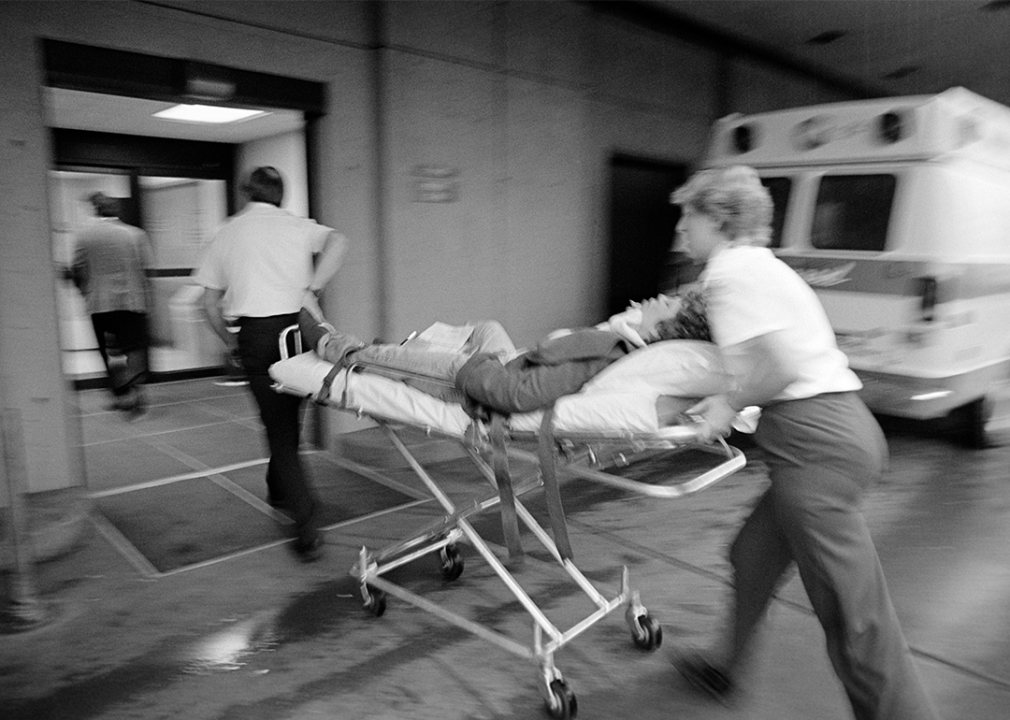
344, 320, 517, 401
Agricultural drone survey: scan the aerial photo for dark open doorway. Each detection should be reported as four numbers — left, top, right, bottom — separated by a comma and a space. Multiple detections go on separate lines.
607, 155, 692, 316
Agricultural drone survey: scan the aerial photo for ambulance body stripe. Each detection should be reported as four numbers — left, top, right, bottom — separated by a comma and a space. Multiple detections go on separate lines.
776, 256, 1010, 300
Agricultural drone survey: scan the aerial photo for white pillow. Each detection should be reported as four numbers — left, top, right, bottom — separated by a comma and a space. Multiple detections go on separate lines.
581, 340, 729, 397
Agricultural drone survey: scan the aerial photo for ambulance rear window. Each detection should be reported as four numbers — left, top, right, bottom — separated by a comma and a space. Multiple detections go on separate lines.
761, 177, 790, 249
811, 174, 896, 252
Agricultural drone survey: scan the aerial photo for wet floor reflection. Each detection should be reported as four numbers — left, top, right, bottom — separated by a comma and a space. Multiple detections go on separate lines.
182, 610, 279, 674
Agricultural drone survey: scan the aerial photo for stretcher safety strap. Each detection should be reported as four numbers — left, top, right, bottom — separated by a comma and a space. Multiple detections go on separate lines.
538, 406, 574, 561
490, 413, 524, 559
315, 362, 343, 405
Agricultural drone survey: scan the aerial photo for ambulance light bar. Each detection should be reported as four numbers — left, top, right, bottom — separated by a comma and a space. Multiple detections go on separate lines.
877, 111, 906, 144
732, 124, 756, 153
724, 109, 910, 155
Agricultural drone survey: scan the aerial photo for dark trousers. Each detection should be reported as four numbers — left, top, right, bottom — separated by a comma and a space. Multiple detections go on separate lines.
91, 310, 149, 396
731, 393, 938, 720
237, 314, 318, 538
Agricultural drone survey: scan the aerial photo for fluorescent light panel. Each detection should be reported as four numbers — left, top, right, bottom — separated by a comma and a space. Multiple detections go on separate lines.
153, 104, 268, 124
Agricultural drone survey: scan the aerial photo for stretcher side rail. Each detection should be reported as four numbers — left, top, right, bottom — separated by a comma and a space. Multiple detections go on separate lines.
271, 369, 747, 503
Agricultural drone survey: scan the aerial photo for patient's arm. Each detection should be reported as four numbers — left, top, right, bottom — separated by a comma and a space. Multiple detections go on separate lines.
455, 354, 615, 414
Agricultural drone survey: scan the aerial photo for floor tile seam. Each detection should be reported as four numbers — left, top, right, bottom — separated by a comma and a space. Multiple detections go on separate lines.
73, 391, 248, 418
138, 434, 220, 475
315, 453, 433, 500
79, 417, 260, 447
206, 472, 295, 525
88, 458, 269, 498
192, 401, 259, 423
88, 512, 160, 578
913, 646, 1010, 691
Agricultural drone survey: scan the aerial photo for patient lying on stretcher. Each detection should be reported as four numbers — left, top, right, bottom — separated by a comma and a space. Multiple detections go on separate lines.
298, 289, 712, 416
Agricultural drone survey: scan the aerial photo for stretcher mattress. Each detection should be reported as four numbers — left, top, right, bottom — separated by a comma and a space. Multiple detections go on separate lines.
269, 339, 731, 437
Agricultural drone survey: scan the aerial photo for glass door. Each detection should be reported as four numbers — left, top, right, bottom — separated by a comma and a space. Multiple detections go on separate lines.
50, 169, 228, 381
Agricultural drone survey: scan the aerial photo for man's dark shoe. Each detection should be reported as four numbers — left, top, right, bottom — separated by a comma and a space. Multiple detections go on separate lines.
292, 533, 324, 563
114, 389, 146, 420
673, 650, 736, 705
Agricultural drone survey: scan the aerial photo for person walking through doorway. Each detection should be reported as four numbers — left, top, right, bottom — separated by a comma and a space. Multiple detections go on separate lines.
193, 166, 348, 562
71, 192, 153, 418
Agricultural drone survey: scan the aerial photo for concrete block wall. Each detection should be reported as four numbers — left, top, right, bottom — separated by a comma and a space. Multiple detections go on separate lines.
0, 1, 847, 492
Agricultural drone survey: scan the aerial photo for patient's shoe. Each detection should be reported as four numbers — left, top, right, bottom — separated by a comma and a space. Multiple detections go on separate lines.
297, 308, 367, 367
672, 649, 736, 706
298, 308, 335, 355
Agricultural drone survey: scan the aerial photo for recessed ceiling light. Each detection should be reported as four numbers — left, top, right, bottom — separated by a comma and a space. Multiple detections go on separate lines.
153, 104, 268, 124
806, 30, 847, 45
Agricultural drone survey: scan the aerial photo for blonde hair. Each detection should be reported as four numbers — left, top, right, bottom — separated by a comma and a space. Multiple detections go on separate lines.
671, 165, 773, 246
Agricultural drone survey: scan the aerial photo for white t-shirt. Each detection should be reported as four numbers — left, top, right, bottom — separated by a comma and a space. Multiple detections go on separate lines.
193, 202, 333, 317
702, 243, 861, 401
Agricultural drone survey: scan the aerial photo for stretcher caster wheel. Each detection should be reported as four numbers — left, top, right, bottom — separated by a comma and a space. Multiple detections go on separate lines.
545, 679, 577, 719
439, 545, 464, 581
630, 612, 663, 650
363, 587, 386, 617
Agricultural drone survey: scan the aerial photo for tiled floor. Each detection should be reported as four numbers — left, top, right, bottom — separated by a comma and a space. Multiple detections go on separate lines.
70, 378, 427, 576
3, 377, 1010, 720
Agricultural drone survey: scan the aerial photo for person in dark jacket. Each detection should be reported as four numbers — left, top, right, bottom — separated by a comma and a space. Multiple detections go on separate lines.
71, 192, 153, 417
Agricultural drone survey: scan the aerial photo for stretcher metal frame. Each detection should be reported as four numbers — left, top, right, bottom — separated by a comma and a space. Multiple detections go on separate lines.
272, 327, 746, 718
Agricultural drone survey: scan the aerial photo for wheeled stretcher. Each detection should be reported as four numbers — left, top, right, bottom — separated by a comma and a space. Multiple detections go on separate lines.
269, 328, 748, 718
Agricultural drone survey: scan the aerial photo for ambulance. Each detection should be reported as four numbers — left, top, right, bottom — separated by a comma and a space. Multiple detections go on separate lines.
704, 87, 1010, 446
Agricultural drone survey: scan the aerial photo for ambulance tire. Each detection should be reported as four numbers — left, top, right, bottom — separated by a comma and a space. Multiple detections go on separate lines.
949, 396, 993, 449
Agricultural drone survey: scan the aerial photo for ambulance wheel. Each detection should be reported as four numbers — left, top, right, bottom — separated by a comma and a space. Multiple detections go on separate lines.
950, 396, 993, 449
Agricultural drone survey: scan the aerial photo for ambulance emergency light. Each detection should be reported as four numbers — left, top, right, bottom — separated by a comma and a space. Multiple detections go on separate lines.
709, 90, 1009, 169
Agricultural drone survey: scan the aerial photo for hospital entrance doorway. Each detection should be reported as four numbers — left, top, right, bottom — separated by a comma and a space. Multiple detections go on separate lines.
607, 156, 691, 316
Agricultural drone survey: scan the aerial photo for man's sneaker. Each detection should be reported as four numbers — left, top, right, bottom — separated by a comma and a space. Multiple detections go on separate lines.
672, 650, 736, 705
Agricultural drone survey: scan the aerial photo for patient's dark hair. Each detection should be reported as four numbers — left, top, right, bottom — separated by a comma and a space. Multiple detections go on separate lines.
654, 287, 711, 343
242, 166, 284, 206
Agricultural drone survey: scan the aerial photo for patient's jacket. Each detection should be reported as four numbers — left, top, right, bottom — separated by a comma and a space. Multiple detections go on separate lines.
455, 329, 633, 415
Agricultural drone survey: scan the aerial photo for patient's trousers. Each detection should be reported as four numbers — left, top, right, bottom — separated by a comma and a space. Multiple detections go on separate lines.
347, 320, 517, 401
736, 392, 938, 720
